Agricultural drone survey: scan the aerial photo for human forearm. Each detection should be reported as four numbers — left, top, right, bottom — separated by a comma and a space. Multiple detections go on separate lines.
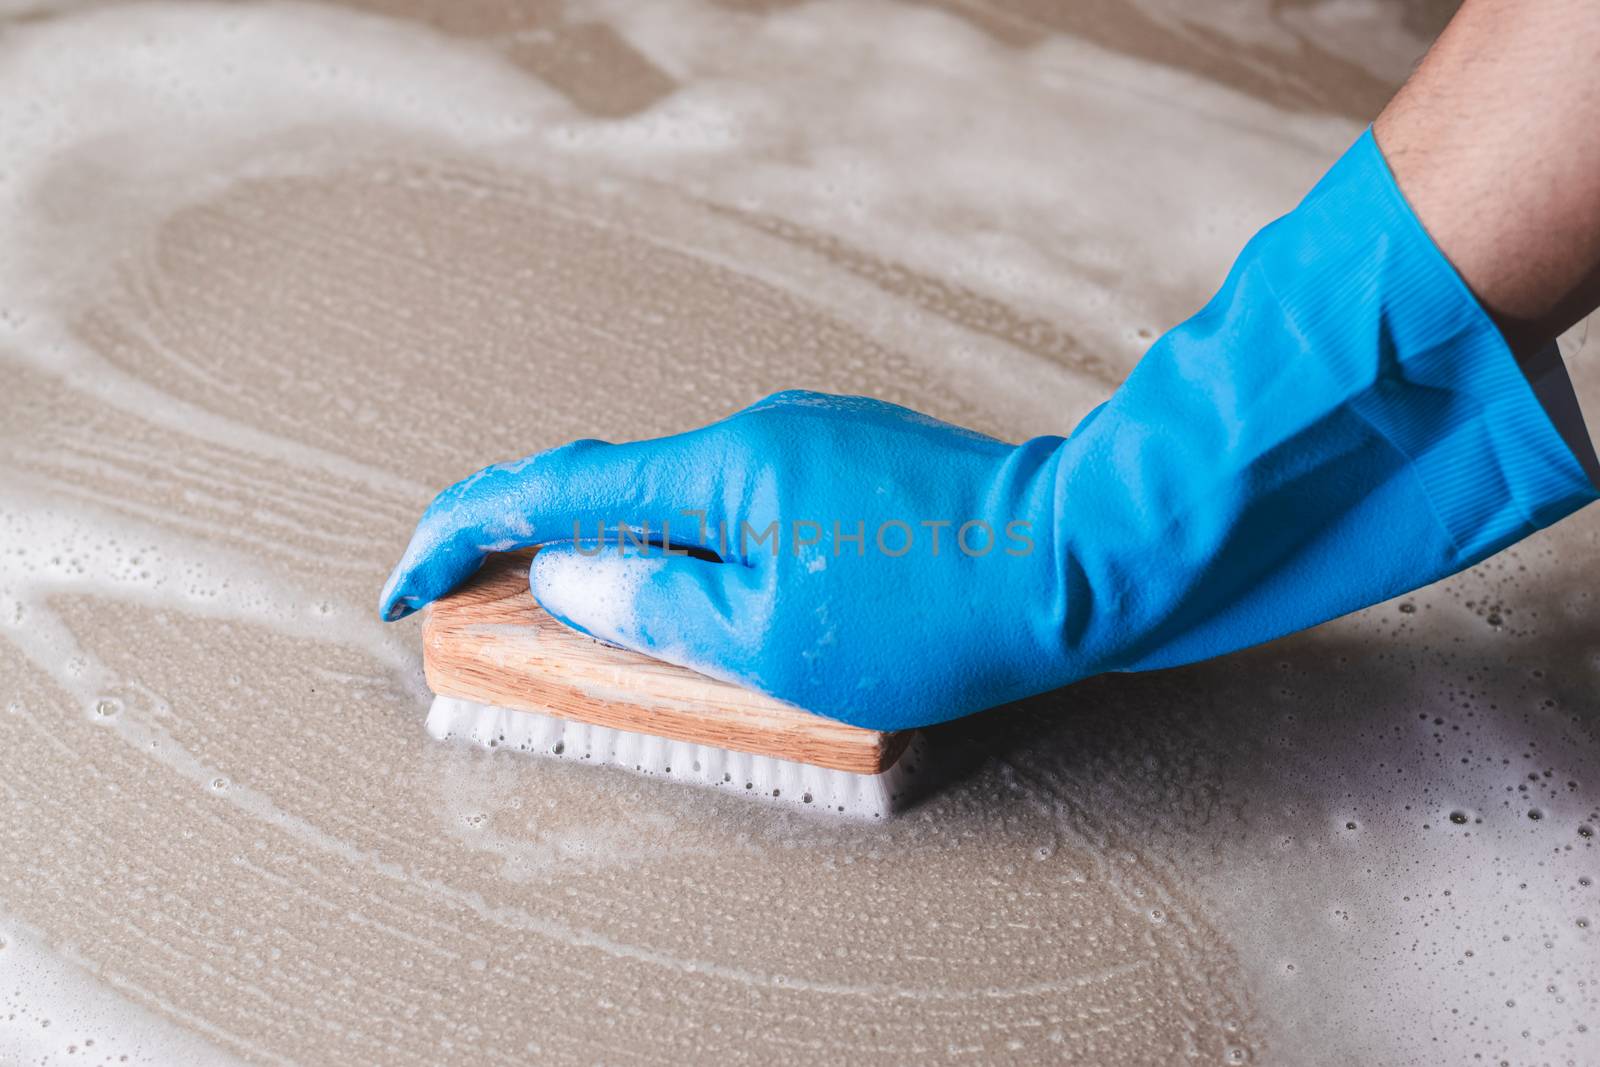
1374, 0, 1600, 358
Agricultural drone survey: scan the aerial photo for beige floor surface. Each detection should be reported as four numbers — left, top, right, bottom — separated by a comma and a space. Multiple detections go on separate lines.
0, 1, 1594, 1063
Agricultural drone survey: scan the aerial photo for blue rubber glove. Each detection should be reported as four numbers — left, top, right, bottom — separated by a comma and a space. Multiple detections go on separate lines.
380, 130, 1597, 731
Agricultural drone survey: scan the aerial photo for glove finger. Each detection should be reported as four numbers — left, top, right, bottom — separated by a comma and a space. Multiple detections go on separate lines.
380, 434, 729, 621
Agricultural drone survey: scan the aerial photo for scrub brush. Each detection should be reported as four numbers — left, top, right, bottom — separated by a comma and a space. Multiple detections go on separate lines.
421, 551, 923, 817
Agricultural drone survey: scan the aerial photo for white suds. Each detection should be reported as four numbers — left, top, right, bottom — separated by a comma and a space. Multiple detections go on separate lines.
426, 696, 922, 819
528, 549, 660, 645
0, 922, 248, 1066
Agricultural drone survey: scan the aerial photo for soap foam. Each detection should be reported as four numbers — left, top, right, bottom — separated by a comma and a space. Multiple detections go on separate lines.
0, 1, 1595, 1064
528, 547, 662, 646
0, 923, 249, 1067
427, 695, 923, 818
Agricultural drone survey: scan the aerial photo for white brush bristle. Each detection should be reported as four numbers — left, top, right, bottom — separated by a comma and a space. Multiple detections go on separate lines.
425, 695, 922, 819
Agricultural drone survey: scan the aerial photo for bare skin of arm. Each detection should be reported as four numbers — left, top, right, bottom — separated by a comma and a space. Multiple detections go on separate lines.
1373, 0, 1600, 360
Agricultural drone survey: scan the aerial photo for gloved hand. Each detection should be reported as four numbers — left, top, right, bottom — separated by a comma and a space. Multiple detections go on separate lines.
382, 390, 1071, 729
380, 130, 1597, 731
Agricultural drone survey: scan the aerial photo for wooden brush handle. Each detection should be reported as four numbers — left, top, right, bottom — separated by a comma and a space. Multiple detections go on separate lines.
422, 551, 910, 774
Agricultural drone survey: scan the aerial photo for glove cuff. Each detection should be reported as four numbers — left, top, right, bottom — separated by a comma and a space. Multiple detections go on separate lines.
1269, 127, 1597, 557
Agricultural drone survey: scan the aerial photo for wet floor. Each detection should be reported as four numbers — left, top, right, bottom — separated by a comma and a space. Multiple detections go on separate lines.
0, 1, 1595, 1063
